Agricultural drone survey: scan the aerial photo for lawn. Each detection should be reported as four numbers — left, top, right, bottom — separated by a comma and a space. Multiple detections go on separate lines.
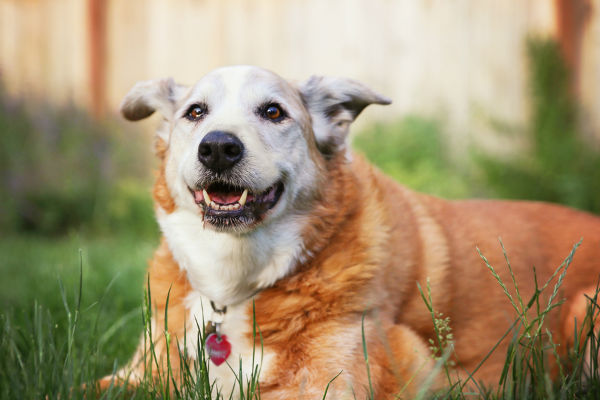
2, 232, 600, 399
0, 233, 156, 398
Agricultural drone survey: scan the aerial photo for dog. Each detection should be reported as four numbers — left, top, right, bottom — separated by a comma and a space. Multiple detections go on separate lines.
103, 65, 600, 398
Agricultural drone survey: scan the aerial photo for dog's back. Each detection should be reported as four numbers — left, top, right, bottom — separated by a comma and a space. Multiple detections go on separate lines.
360, 155, 600, 382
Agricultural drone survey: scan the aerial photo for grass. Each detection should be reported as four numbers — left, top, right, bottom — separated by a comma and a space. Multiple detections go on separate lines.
0, 233, 264, 399
0, 233, 155, 382
2, 232, 600, 399
417, 241, 600, 399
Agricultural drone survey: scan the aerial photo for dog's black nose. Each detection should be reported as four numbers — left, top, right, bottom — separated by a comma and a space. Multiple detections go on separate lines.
198, 131, 244, 172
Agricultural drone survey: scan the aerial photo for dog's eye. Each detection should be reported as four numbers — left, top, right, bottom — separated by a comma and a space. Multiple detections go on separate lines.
184, 104, 208, 121
266, 106, 281, 120
260, 103, 286, 122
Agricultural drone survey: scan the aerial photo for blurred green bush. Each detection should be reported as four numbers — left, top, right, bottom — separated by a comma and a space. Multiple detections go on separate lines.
353, 117, 477, 199
0, 93, 157, 236
475, 39, 600, 214
355, 38, 600, 215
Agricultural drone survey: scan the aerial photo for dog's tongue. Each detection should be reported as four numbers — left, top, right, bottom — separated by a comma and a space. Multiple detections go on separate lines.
209, 190, 242, 205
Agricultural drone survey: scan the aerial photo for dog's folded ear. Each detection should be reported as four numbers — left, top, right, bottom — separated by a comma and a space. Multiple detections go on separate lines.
120, 78, 187, 121
299, 76, 391, 156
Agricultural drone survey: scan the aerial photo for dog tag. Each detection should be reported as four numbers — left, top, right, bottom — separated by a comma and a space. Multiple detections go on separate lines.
205, 333, 231, 366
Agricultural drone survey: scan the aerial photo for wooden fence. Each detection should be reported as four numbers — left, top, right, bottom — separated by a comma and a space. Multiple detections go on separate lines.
1, 0, 598, 154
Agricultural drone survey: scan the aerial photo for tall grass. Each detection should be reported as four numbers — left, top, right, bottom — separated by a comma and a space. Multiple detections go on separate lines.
0, 234, 153, 390
475, 39, 600, 214
2, 241, 600, 399
0, 248, 262, 400
413, 241, 600, 399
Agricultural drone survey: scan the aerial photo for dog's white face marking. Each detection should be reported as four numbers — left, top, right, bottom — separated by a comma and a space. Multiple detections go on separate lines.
121, 65, 390, 237
164, 66, 321, 233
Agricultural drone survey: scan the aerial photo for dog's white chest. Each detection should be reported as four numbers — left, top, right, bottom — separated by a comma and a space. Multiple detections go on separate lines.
156, 207, 303, 304
156, 207, 302, 392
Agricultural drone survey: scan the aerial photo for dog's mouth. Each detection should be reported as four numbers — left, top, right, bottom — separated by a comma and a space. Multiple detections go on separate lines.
188, 180, 284, 230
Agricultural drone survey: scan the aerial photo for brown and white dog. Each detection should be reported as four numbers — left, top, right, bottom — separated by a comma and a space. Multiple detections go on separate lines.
107, 65, 600, 398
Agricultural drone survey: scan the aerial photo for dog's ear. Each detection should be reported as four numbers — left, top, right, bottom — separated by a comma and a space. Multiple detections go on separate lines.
120, 78, 187, 122
299, 76, 391, 156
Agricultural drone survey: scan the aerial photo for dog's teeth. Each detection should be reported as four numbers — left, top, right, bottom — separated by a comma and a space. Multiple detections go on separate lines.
202, 189, 248, 210
239, 189, 248, 206
203, 189, 211, 206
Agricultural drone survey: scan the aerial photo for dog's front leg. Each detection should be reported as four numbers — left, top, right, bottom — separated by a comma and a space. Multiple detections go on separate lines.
258, 319, 435, 399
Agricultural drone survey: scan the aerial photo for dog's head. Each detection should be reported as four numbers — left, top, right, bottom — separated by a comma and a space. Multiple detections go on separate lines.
121, 66, 390, 233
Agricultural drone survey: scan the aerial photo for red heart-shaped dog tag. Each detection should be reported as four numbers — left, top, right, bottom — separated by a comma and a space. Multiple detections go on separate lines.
205, 333, 231, 366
